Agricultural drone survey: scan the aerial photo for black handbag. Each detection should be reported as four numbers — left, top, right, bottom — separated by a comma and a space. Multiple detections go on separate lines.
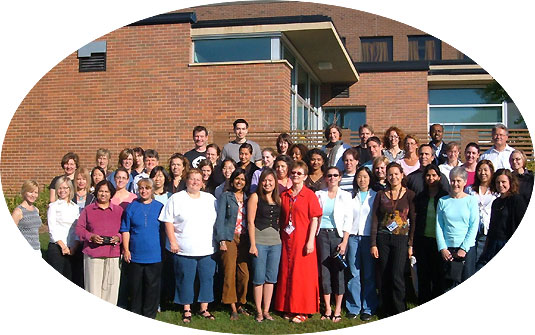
443, 247, 465, 282
331, 251, 348, 271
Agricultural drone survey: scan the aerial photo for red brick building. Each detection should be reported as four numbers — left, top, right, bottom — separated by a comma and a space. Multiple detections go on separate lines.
1, 1, 518, 194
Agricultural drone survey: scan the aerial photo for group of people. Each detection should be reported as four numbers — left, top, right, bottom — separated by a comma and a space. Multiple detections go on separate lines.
13, 119, 531, 323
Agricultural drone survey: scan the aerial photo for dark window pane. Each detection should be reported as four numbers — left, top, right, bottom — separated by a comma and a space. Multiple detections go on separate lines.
429, 106, 502, 124
429, 88, 501, 105
194, 38, 271, 63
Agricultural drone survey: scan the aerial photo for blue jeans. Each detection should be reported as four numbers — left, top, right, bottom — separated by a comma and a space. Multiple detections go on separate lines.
345, 235, 378, 315
173, 254, 216, 305
251, 243, 281, 285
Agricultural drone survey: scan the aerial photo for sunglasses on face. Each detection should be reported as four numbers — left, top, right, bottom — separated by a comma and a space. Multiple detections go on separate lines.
291, 171, 304, 176
327, 174, 340, 178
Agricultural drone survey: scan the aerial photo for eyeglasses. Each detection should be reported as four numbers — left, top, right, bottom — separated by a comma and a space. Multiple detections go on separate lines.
326, 174, 340, 178
291, 171, 305, 176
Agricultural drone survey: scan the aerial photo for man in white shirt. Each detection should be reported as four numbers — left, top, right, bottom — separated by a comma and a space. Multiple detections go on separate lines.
480, 124, 515, 170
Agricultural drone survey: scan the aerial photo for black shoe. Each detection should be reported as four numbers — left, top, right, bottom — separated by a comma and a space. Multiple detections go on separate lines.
360, 313, 372, 321
346, 313, 358, 319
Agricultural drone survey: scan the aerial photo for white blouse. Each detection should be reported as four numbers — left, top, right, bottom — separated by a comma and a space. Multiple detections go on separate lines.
47, 199, 80, 247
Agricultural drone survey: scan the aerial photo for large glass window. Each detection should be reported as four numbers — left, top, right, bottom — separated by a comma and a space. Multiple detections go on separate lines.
194, 36, 277, 63
283, 44, 321, 130
360, 37, 393, 62
323, 107, 366, 133
408, 35, 441, 61
429, 88, 505, 132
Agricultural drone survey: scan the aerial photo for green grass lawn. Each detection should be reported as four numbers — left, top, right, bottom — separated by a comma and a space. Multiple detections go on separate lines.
38, 231, 420, 334
155, 306, 377, 334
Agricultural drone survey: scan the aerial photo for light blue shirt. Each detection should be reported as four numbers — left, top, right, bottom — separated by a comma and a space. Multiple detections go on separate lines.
320, 196, 336, 229
436, 195, 479, 252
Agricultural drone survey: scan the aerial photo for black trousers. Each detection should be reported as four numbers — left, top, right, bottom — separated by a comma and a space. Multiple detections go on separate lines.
376, 234, 408, 316
128, 262, 162, 318
413, 236, 442, 304
47, 242, 82, 285
316, 229, 345, 295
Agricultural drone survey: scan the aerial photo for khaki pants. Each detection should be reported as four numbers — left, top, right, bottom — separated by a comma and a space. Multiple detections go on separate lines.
220, 233, 249, 305
83, 255, 121, 305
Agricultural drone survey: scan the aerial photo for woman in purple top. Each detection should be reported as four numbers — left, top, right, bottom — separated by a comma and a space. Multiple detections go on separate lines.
76, 180, 123, 304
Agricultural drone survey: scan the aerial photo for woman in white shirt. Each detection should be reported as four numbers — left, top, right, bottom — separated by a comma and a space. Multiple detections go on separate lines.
47, 176, 81, 283
315, 166, 353, 323
464, 159, 497, 270
343, 166, 378, 321
439, 142, 462, 183
160, 168, 218, 323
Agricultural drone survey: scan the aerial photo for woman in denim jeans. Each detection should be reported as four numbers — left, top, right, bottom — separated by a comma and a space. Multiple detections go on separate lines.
343, 166, 378, 321
247, 168, 281, 322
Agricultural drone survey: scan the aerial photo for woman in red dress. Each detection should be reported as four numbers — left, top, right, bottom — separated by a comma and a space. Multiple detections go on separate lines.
274, 160, 323, 323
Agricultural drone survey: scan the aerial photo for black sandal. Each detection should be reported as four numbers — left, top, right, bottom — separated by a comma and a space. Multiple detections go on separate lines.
182, 310, 192, 323
332, 315, 342, 323
320, 312, 332, 321
199, 310, 216, 320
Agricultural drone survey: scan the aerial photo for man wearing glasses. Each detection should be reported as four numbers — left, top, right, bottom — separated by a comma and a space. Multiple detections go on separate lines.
479, 124, 515, 170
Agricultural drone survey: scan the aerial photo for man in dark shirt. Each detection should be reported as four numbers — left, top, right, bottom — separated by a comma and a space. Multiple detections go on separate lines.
184, 125, 208, 168
354, 123, 373, 166
429, 124, 448, 165
407, 144, 450, 195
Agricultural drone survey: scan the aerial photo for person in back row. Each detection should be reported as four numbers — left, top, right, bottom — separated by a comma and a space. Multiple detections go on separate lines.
184, 126, 209, 168
362, 136, 383, 171
407, 144, 450, 196
480, 124, 515, 171
221, 119, 262, 166
354, 124, 373, 166
322, 124, 351, 171
132, 149, 159, 194
428, 124, 448, 166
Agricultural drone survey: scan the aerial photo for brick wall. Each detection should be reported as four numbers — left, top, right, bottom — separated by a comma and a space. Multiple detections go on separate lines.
322, 71, 430, 138
1, 22, 291, 195
179, 1, 461, 63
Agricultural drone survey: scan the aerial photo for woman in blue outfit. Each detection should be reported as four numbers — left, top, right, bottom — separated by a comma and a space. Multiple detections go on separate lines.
214, 168, 250, 320
436, 166, 479, 291
120, 178, 164, 318
247, 168, 281, 322
343, 166, 378, 321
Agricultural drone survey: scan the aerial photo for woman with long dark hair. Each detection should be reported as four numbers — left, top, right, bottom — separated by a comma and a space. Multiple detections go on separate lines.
477, 169, 527, 268
304, 148, 327, 192
370, 162, 416, 316
247, 168, 281, 322
214, 168, 250, 320
465, 160, 497, 268
413, 164, 448, 304
344, 166, 378, 321
168, 153, 189, 194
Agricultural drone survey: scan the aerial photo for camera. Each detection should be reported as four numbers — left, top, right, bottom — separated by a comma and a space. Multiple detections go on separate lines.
101, 236, 114, 245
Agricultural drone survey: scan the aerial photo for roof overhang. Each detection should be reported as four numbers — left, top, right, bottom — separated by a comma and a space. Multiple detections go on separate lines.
428, 64, 493, 86
191, 21, 359, 84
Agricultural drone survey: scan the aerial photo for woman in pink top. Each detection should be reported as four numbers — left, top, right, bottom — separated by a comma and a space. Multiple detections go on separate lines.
462, 142, 481, 187
76, 180, 124, 304
111, 167, 138, 210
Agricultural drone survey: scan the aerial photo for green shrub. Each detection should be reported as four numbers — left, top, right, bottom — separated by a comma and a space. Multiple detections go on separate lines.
4, 187, 50, 225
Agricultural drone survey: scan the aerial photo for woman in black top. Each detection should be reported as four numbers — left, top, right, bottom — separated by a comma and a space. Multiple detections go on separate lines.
247, 168, 281, 322
477, 169, 527, 269
509, 149, 533, 204
237, 143, 260, 193
303, 148, 327, 192
413, 164, 448, 304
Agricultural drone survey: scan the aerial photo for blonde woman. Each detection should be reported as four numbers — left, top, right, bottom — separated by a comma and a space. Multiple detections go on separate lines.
12, 180, 42, 255
73, 168, 94, 210
47, 176, 81, 283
